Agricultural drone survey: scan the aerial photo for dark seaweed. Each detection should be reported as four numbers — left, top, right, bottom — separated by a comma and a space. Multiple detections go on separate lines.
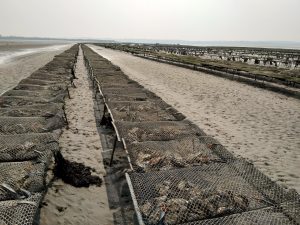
54, 151, 102, 187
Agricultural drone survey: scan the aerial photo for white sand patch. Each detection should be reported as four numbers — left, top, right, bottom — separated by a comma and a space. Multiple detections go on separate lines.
0, 44, 70, 65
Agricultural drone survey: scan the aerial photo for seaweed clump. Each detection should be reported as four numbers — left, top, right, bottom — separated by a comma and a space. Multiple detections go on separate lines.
54, 151, 102, 187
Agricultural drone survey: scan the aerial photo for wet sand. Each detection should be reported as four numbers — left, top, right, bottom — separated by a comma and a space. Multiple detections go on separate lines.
89, 45, 300, 192
0, 40, 65, 51
40, 47, 114, 225
0, 41, 70, 95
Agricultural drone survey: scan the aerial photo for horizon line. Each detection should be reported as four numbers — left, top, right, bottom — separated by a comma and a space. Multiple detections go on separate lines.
1, 35, 300, 43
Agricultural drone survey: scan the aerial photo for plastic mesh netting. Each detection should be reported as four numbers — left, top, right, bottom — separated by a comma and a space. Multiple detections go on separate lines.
0, 95, 65, 107
126, 136, 226, 172
0, 161, 46, 201
231, 160, 299, 205
115, 121, 206, 143
182, 206, 297, 225
107, 101, 180, 122
102, 87, 146, 95
0, 116, 65, 134
279, 201, 300, 224
0, 103, 64, 118
0, 133, 58, 163
3, 89, 66, 98
96, 77, 139, 87
105, 93, 149, 102
97, 82, 142, 89
19, 78, 69, 86
128, 163, 299, 225
94, 70, 125, 78
0, 193, 42, 225
13, 84, 67, 92
30, 72, 72, 81
102, 87, 160, 101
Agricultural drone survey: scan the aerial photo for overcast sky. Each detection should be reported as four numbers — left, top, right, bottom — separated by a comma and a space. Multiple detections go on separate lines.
0, 0, 299, 41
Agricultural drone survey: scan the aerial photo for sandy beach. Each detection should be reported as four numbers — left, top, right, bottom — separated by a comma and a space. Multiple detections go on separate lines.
89, 45, 300, 192
0, 41, 71, 95
39, 47, 114, 225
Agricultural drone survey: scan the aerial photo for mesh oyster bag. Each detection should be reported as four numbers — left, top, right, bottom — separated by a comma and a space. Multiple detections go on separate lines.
95, 81, 142, 89
0, 161, 46, 201
13, 84, 67, 92
2, 89, 67, 99
114, 121, 206, 143
0, 95, 65, 107
0, 103, 64, 118
0, 116, 65, 134
100, 86, 160, 102
182, 205, 298, 225
279, 200, 300, 224
231, 160, 300, 205
95, 76, 139, 87
94, 70, 125, 78
101, 87, 147, 96
30, 72, 72, 81
0, 193, 42, 225
127, 163, 299, 225
107, 101, 179, 122
0, 133, 58, 163
19, 78, 69, 86
126, 136, 227, 172
104, 93, 149, 102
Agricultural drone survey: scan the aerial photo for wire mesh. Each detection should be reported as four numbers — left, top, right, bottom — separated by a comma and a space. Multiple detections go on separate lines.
95, 76, 138, 87
0, 193, 42, 225
89, 62, 116, 68
94, 70, 125, 78
181, 206, 297, 225
13, 84, 67, 92
28, 75, 71, 82
0, 103, 64, 118
30, 72, 72, 81
114, 121, 206, 143
19, 78, 69, 86
0, 116, 65, 134
96, 81, 142, 89
126, 136, 226, 172
231, 160, 300, 205
36, 67, 71, 75
0, 161, 46, 201
107, 101, 179, 122
2, 90, 66, 99
279, 201, 300, 224
91, 64, 118, 70
0, 95, 65, 107
102, 87, 147, 96
0, 133, 58, 163
128, 163, 299, 225
104, 93, 149, 102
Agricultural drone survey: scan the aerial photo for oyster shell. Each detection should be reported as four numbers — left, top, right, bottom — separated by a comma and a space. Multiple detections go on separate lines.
165, 198, 188, 224
149, 180, 250, 223
135, 152, 165, 171
156, 181, 171, 196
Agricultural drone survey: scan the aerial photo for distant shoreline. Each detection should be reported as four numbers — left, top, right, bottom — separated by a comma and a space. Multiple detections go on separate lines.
1, 36, 300, 49
115, 39, 300, 50
0, 36, 112, 43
